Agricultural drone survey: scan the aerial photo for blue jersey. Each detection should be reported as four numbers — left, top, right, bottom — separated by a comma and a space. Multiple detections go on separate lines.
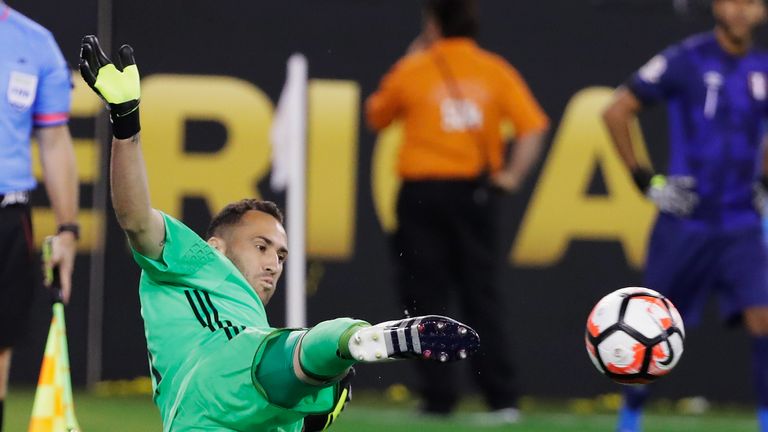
628, 32, 768, 230
0, 4, 71, 194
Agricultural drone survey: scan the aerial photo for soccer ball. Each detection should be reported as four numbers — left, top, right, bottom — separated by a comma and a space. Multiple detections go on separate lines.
585, 287, 685, 385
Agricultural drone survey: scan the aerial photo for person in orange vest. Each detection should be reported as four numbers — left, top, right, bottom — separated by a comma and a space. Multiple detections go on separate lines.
366, 0, 549, 423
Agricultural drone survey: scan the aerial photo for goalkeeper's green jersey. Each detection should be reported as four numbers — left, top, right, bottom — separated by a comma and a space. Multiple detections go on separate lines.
132, 212, 335, 431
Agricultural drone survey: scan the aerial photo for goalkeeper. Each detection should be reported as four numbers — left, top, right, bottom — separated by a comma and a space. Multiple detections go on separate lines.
79, 35, 480, 432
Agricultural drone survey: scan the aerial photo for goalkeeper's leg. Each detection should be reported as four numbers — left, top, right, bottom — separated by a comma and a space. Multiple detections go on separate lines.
256, 318, 364, 408
255, 315, 480, 407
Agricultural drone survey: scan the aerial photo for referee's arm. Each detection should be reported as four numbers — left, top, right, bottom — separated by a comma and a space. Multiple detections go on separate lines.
36, 125, 78, 230
36, 124, 79, 301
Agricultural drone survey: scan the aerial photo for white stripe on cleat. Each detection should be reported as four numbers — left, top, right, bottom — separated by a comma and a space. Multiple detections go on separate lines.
347, 315, 480, 363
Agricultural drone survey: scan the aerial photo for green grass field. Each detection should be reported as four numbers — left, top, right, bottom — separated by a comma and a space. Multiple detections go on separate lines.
5, 387, 758, 431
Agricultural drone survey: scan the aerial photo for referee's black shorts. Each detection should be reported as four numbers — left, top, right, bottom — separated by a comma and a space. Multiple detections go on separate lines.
0, 201, 36, 348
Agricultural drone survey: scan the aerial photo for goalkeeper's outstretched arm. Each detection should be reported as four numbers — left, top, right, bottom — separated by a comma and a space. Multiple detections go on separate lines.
80, 35, 165, 260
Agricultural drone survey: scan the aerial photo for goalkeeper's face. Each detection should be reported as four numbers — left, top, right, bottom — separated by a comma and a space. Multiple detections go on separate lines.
213, 210, 288, 306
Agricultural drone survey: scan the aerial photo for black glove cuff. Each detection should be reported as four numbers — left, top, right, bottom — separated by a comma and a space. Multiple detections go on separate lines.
631, 167, 655, 193
110, 102, 141, 140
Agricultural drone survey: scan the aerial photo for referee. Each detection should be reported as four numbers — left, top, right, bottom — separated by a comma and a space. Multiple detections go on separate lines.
366, 0, 549, 422
0, 3, 78, 429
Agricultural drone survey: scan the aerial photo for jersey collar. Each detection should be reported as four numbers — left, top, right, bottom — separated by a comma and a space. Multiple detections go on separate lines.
710, 29, 755, 59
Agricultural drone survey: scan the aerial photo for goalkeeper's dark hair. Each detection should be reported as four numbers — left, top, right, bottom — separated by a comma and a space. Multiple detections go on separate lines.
423, 0, 478, 38
206, 199, 284, 239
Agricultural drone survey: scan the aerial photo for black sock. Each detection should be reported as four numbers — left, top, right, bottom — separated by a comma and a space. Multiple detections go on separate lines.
1, 399, 5, 432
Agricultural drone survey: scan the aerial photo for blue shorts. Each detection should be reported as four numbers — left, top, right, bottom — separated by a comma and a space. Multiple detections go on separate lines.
644, 215, 768, 327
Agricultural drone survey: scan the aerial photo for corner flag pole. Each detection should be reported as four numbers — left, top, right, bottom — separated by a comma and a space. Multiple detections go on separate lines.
270, 54, 308, 327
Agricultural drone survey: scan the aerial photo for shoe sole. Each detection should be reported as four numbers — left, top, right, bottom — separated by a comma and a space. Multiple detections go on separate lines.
350, 315, 480, 363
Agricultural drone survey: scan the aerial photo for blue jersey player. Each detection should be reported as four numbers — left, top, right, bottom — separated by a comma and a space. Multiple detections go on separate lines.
0, 3, 79, 430
603, 0, 768, 431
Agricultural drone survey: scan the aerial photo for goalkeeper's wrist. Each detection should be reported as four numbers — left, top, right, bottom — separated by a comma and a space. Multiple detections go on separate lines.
110, 100, 141, 140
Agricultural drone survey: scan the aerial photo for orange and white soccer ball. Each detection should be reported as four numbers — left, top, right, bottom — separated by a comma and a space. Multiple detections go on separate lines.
585, 287, 685, 385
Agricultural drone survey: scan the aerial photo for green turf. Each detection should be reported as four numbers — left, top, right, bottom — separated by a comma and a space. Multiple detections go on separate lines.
4, 387, 758, 431
331, 408, 757, 432
6, 387, 162, 431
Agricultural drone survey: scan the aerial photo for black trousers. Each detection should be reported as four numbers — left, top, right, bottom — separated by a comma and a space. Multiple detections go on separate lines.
0, 204, 35, 348
393, 180, 517, 412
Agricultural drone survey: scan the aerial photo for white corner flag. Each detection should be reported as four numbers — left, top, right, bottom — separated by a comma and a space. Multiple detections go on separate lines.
270, 54, 308, 328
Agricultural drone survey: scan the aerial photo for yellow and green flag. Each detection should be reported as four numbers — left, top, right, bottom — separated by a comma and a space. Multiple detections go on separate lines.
28, 237, 80, 432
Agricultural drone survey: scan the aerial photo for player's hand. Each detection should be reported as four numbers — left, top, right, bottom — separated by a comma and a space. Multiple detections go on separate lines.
302, 368, 355, 431
490, 169, 522, 193
753, 176, 768, 215
79, 35, 141, 139
631, 168, 698, 217
42, 234, 76, 304
647, 175, 699, 217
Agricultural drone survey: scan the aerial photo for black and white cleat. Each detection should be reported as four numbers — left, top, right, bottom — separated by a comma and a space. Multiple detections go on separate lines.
348, 315, 480, 363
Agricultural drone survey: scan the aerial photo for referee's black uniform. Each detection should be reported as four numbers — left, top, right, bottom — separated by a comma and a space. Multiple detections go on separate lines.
0, 192, 35, 349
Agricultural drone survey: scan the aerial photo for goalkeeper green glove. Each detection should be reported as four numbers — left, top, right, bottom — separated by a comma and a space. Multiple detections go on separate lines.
79, 35, 141, 139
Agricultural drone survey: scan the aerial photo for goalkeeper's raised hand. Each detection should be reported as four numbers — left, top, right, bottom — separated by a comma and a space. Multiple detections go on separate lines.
79, 35, 140, 139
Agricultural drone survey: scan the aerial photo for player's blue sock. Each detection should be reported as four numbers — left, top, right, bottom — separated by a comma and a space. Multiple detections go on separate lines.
759, 407, 768, 432
617, 406, 641, 432
752, 336, 768, 432
617, 386, 649, 432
